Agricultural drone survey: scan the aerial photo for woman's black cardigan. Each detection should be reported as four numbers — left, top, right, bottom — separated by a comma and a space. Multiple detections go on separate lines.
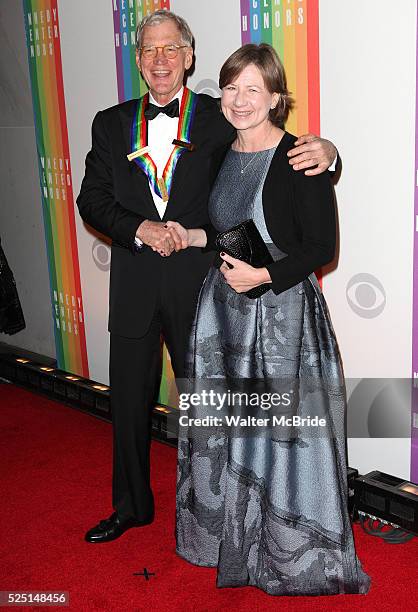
206, 131, 336, 295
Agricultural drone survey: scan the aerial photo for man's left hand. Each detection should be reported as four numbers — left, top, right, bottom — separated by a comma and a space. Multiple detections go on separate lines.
220, 253, 271, 293
287, 133, 337, 176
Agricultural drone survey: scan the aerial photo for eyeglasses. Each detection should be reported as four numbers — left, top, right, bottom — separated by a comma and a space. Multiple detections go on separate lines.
140, 44, 189, 60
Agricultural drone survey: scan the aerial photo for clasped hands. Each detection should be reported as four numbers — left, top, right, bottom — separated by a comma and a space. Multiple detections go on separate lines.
136, 220, 189, 256
135, 221, 270, 293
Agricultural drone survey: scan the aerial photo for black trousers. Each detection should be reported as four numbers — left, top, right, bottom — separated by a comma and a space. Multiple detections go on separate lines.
109, 285, 197, 521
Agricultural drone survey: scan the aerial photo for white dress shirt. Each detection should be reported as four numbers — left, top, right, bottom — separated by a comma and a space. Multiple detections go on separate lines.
147, 87, 183, 218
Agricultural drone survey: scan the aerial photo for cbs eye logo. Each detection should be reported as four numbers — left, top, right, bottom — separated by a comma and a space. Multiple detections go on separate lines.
194, 78, 220, 98
92, 239, 111, 272
346, 273, 386, 318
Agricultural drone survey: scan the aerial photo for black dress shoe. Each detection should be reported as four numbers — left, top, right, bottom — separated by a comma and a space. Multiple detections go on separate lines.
85, 512, 153, 543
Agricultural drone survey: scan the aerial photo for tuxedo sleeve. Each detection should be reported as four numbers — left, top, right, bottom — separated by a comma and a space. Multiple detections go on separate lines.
77, 111, 146, 252
265, 169, 336, 294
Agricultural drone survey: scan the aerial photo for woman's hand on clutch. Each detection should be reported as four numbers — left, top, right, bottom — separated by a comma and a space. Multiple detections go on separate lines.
220, 253, 272, 293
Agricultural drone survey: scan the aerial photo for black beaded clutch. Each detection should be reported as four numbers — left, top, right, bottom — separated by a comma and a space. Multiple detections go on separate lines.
215, 219, 273, 299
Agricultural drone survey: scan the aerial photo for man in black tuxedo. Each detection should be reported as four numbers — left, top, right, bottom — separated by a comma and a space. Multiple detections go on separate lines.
77, 9, 337, 543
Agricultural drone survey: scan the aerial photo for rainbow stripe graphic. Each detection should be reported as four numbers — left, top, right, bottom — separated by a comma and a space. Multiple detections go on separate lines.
23, 0, 89, 377
240, 0, 320, 136
411, 5, 418, 482
113, 0, 170, 102
159, 343, 179, 408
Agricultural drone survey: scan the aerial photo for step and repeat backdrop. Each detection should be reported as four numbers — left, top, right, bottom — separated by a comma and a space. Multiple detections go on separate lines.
21, 0, 417, 480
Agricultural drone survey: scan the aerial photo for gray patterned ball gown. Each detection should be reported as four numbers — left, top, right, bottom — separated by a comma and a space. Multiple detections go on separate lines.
176, 144, 371, 596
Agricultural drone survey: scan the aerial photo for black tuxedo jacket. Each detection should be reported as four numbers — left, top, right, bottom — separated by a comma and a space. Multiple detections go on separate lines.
77, 93, 235, 338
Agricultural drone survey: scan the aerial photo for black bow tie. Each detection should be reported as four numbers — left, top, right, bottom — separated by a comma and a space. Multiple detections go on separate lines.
144, 99, 180, 120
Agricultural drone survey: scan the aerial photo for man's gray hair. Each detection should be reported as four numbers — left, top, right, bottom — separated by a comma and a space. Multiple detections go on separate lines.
136, 9, 194, 50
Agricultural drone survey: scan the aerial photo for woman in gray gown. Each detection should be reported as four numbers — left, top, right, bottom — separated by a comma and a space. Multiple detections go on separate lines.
169, 43, 370, 597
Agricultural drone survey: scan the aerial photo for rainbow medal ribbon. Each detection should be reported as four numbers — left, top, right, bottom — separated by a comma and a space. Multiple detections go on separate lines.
128, 88, 198, 202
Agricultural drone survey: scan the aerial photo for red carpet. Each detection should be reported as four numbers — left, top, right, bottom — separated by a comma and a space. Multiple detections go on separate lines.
1, 384, 417, 611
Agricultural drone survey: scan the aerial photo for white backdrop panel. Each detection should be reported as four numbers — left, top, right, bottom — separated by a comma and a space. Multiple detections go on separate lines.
320, 0, 416, 478
320, 0, 415, 379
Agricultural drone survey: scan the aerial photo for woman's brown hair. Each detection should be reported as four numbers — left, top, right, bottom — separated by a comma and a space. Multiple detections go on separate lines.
219, 43, 294, 128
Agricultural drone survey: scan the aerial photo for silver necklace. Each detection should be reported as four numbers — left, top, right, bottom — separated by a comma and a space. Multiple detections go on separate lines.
238, 151, 261, 174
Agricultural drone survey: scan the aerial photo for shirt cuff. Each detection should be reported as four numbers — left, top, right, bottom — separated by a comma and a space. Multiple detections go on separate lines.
134, 236, 145, 252
329, 153, 338, 172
